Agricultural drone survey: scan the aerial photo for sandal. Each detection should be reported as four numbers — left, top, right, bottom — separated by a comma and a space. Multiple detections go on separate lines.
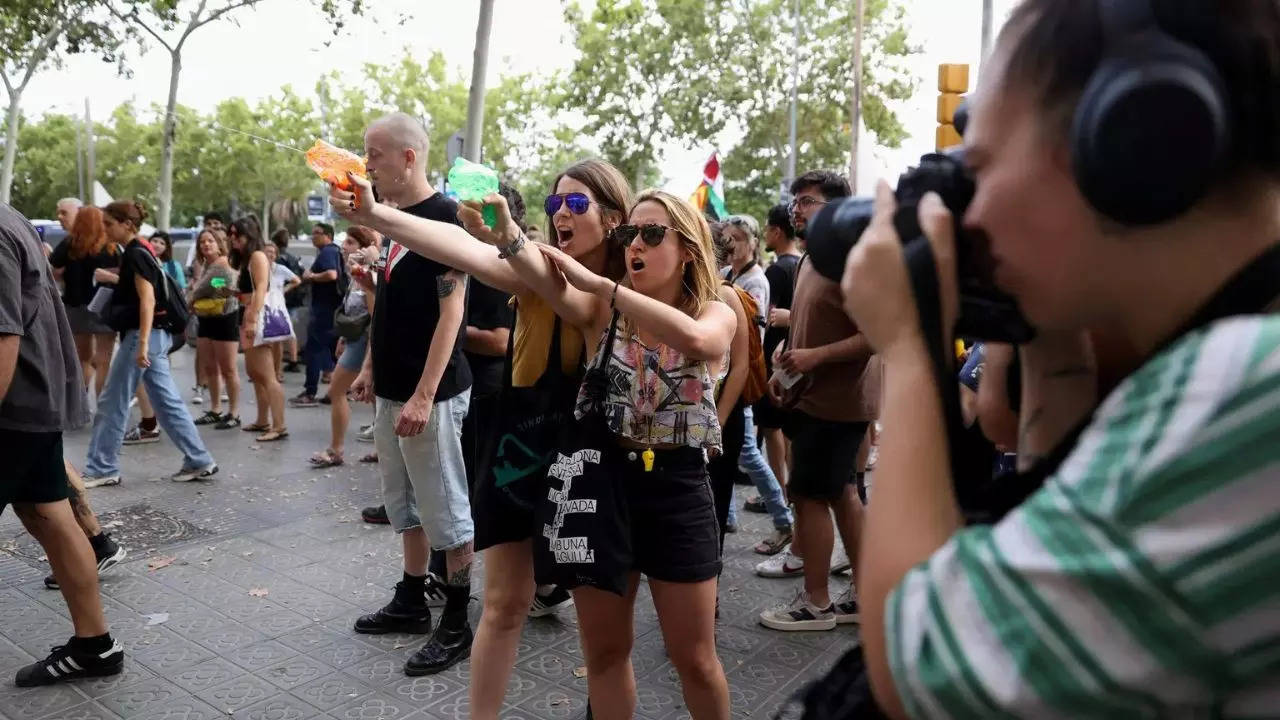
309, 449, 344, 467
754, 529, 793, 556
194, 410, 224, 426
257, 428, 289, 442
359, 452, 378, 464
242, 422, 270, 432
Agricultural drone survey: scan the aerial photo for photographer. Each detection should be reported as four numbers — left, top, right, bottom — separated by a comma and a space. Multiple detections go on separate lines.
842, 1, 1280, 716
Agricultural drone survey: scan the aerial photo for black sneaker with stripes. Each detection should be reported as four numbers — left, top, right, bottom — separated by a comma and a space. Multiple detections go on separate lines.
15, 638, 124, 686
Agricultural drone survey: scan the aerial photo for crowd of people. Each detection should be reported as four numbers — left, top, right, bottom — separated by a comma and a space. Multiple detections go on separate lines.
3, 1, 1280, 717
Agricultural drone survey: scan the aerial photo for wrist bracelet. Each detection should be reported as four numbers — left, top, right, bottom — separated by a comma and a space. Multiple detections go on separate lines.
498, 231, 528, 260
610, 280, 621, 308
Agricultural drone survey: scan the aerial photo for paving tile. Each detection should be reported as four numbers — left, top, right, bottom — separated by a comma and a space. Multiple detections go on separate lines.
0, 680, 87, 720
43, 701, 121, 720
98, 677, 190, 718
288, 671, 373, 712
259, 653, 334, 690
77, 662, 158, 698
514, 686, 589, 720
193, 672, 277, 712
329, 690, 419, 720
224, 639, 298, 672
116, 695, 225, 720
167, 657, 247, 694
235, 693, 322, 720
313, 638, 380, 669
383, 672, 465, 705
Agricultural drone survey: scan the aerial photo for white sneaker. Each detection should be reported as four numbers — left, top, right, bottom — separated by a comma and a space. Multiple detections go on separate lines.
191, 386, 205, 405
756, 550, 804, 578
82, 474, 121, 489
171, 463, 218, 482
356, 424, 375, 444
759, 590, 836, 632
833, 587, 860, 624
831, 548, 852, 576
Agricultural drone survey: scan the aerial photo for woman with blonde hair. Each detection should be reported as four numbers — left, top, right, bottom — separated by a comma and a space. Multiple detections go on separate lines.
462, 187, 735, 720
48, 206, 120, 399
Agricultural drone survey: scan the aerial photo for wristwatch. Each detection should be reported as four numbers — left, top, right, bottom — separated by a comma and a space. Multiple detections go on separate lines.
498, 231, 528, 260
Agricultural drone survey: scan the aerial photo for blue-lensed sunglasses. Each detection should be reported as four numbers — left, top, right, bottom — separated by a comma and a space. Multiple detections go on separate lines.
544, 192, 594, 216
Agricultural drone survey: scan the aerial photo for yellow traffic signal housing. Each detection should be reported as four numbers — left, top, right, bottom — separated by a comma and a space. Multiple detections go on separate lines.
937, 63, 970, 150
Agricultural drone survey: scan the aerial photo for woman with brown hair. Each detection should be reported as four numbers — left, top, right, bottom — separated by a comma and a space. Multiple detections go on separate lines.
228, 218, 287, 442
332, 158, 631, 719
188, 229, 242, 430
82, 200, 217, 487
48, 206, 120, 400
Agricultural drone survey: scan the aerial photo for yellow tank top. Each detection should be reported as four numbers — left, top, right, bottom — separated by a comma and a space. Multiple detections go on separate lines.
510, 292, 585, 387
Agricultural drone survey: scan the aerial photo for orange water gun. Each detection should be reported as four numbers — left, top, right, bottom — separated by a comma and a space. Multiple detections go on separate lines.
305, 140, 368, 207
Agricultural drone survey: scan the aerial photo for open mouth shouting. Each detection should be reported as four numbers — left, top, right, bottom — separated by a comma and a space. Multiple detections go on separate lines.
556, 225, 574, 249
629, 256, 647, 273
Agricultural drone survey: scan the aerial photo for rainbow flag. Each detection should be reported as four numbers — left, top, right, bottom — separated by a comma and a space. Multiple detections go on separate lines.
690, 152, 727, 220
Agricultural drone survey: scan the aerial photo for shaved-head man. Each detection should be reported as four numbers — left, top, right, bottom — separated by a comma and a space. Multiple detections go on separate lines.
347, 113, 476, 678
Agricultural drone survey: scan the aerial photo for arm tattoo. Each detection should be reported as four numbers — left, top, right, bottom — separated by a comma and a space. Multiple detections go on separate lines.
436, 276, 458, 298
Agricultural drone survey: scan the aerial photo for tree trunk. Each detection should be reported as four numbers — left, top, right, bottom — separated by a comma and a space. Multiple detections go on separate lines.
0, 90, 22, 206
262, 195, 271, 239
157, 50, 182, 231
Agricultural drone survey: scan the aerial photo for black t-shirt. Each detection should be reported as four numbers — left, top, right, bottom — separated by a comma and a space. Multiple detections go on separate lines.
278, 252, 308, 308
49, 240, 121, 308
763, 253, 801, 368
371, 193, 472, 403
465, 279, 515, 398
109, 239, 164, 331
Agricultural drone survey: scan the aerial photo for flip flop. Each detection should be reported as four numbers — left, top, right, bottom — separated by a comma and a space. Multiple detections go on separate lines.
309, 449, 344, 467
359, 452, 378, 464
257, 428, 289, 442
242, 422, 270, 432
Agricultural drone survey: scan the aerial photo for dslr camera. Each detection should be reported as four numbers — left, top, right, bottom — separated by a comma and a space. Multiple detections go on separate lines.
804, 149, 1035, 343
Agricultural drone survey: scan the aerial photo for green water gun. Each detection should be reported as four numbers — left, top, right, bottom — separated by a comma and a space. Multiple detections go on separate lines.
447, 157, 501, 229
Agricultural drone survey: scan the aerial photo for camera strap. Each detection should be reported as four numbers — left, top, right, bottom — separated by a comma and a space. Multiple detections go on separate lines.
900, 236, 985, 487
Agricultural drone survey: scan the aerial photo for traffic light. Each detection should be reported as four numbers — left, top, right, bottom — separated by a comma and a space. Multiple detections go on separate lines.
937, 63, 969, 150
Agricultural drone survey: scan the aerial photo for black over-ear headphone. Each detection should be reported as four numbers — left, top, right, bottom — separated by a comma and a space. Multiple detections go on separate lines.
1071, 0, 1231, 225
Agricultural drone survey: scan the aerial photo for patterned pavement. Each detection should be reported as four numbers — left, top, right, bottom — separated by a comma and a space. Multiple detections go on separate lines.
0, 348, 857, 720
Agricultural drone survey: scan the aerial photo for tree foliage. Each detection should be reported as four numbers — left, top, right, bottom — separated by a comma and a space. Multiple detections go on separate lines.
562, 0, 920, 223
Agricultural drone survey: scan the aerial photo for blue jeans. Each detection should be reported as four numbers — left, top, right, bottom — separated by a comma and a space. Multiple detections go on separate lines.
304, 309, 337, 396
739, 407, 792, 530
86, 329, 215, 477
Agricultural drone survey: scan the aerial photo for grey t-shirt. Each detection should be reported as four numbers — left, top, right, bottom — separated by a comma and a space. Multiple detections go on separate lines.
0, 203, 89, 433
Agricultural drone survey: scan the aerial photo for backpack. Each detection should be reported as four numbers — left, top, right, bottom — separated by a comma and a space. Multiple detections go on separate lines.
725, 282, 769, 404
147, 252, 191, 351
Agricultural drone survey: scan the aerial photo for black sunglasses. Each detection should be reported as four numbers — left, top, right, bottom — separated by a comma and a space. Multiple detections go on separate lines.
544, 192, 595, 216
612, 223, 674, 248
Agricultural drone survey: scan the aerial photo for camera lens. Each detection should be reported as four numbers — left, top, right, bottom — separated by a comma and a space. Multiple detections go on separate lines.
805, 197, 873, 284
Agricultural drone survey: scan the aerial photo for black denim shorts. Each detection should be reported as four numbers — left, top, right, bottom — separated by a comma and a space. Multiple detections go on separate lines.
609, 445, 722, 584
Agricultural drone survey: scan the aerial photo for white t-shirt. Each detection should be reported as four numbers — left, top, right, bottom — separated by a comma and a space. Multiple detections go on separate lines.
269, 263, 297, 293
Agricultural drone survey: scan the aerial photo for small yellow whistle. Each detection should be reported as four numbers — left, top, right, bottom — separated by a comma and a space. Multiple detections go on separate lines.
642, 448, 655, 472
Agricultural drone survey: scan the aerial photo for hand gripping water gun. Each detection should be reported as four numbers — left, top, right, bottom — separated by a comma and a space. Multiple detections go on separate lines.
447, 157, 500, 228
305, 140, 368, 208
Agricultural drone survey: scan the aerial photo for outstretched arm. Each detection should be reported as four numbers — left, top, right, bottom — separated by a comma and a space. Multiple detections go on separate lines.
331, 175, 526, 295
541, 245, 736, 362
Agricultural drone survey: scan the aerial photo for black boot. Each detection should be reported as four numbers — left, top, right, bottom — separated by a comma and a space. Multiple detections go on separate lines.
404, 611, 472, 675
404, 584, 472, 675
354, 580, 431, 634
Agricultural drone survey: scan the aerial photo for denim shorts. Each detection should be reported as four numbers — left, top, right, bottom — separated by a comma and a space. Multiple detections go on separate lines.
337, 334, 368, 372
375, 390, 474, 550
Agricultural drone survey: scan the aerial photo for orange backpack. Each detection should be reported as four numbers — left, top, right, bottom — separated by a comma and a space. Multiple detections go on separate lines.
725, 282, 769, 404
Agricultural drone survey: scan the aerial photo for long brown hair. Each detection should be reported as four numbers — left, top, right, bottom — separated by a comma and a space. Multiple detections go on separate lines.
547, 159, 631, 282
629, 189, 722, 319
67, 206, 114, 260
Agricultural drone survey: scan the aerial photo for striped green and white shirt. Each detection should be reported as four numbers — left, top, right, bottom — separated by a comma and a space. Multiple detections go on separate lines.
888, 316, 1280, 719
